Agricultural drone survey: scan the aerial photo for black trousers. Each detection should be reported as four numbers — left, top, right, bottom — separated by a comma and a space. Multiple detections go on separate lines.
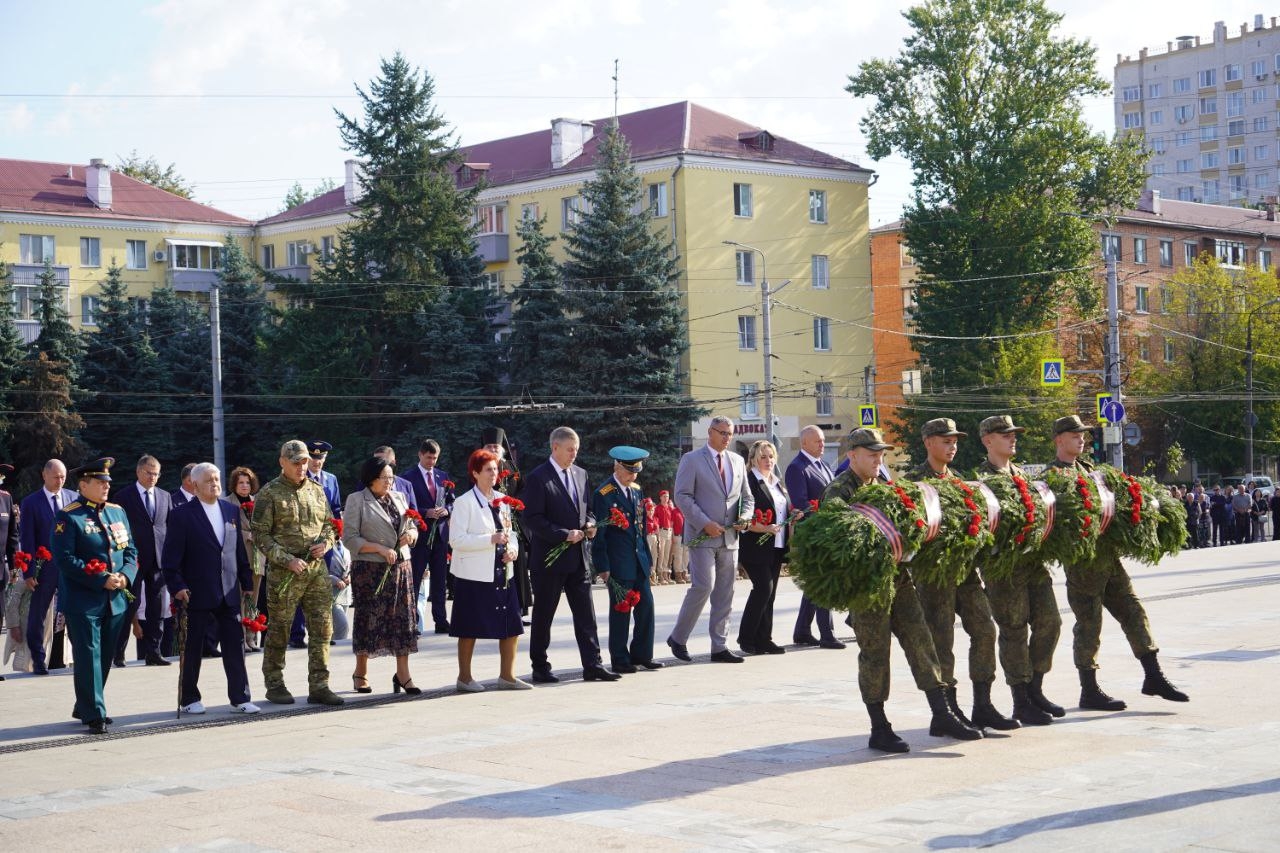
116, 569, 164, 659
529, 564, 603, 672
181, 604, 250, 706
738, 546, 783, 648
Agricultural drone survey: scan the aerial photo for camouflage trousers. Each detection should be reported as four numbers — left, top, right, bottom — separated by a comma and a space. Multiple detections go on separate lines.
849, 568, 944, 703
1065, 555, 1156, 670
262, 562, 332, 692
986, 563, 1062, 686
916, 567, 998, 687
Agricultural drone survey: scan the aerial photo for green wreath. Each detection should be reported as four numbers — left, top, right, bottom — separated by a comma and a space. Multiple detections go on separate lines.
978, 473, 1051, 581
1039, 468, 1102, 566
910, 478, 994, 588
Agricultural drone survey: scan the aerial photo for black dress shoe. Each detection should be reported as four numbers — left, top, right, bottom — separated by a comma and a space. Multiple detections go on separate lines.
145, 654, 172, 666
32, 666, 49, 675
636, 660, 665, 670
72, 709, 113, 725
793, 635, 821, 647
612, 662, 638, 674
434, 623, 450, 634
531, 670, 560, 684
666, 638, 692, 661
112, 655, 126, 668
739, 643, 761, 655
87, 720, 109, 735
819, 640, 848, 650
583, 666, 622, 682
761, 643, 787, 655
710, 650, 744, 663
203, 648, 223, 658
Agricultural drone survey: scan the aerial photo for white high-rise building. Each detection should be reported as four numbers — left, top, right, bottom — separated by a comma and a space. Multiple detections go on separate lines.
1116, 16, 1280, 207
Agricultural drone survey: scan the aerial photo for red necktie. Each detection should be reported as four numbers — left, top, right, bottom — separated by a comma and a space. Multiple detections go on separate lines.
716, 453, 724, 487
427, 472, 436, 501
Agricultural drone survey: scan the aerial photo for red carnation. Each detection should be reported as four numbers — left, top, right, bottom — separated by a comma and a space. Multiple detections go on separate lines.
84, 558, 109, 575
331, 518, 344, 538
443, 480, 456, 490
1014, 534, 1026, 544
808, 499, 820, 512
35, 546, 52, 562
915, 519, 925, 528
242, 500, 255, 516
405, 508, 427, 531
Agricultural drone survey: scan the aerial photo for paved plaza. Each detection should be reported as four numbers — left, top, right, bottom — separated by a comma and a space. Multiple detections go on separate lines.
1, 540, 1277, 851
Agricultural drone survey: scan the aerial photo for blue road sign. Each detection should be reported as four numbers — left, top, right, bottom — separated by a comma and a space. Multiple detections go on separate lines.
1101, 400, 1126, 423
1040, 358, 1065, 386
859, 404, 878, 428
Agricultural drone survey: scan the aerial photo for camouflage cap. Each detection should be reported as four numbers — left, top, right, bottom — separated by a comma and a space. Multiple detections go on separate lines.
921, 417, 967, 439
280, 439, 310, 462
1052, 414, 1093, 436
847, 427, 894, 451
979, 415, 1026, 436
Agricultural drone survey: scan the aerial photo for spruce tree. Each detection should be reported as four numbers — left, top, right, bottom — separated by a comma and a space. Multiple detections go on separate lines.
148, 286, 211, 469
216, 235, 274, 469
29, 260, 85, 387
9, 352, 86, 493
557, 123, 702, 486
0, 257, 26, 457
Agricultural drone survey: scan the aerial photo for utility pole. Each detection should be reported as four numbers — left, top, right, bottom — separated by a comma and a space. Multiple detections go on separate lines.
723, 241, 789, 445
1245, 295, 1280, 475
210, 284, 226, 481
1105, 258, 1124, 469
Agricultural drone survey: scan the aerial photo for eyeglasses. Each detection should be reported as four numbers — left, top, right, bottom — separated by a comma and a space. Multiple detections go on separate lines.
711, 427, 734, 437
376, 475, 396, 482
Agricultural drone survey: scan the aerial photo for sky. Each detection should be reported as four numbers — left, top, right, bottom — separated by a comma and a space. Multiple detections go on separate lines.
2, 0, 1275, 226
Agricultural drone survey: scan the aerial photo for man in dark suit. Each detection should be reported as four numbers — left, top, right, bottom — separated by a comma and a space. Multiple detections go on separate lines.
171, 462, 217, 656
111, 454, 172, 667
162, 462, 258, 715
404, 438, 453, 634
171, 464, 198, 507
20, 459, 79, 674
785, 425, 844, 650
524, 427, 619, 683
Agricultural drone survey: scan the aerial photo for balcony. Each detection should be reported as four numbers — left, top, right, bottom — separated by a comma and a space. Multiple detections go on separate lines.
9, 263, 69, 287
475, 233, 509, 264
268, 264, 312, 282
166, 268, 221, 293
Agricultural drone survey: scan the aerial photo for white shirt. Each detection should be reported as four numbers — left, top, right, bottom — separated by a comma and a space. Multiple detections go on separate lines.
199, 499, 226, 547
180, 488, 197, 504
755, 468, 787, 548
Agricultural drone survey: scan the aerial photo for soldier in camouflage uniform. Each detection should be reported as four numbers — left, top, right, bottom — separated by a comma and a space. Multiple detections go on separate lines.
976, 415, 1062, 726
910, 418, 1018, 732
827, 428, 980, 754
1046, 415, 1188, 711
252, 440, 343, 706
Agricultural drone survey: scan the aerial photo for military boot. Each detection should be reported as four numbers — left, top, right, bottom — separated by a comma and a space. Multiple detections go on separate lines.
264, 685, 295, 705
926, 687, 983, 740
971, 681, 1020, 730
1078, 668, 1126, 711
1139, 652, 1189, 702
307, 686, 346, 706
1011, 683, 1052, 725
944, 685, 977, 729
1028, 672, 1065, 717
865, 702, 909, 753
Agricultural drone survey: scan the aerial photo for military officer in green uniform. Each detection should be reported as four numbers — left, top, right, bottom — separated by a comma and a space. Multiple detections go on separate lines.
591, 447, 664, 674
910, 418, 1018, 732
826, 428, 980, 753
52, 458, 138, 735
1046, 415, 1188, 711
252, 440, 343, 706
976, 415, 1062, 726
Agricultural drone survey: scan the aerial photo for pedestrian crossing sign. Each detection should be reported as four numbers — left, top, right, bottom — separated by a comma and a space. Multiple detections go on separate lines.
1040, 358, 1065, 386
858, 404, 878, 428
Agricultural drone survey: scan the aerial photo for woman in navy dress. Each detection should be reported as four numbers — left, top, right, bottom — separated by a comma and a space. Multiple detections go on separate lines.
448, 449, 528, 692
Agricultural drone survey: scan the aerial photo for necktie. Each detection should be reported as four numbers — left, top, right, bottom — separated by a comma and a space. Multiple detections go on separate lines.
427, 472, 437, 501
563, 469, 577, 508
51, 493, 59, 514
145, 489, 155, 521
717, 453, 728, 491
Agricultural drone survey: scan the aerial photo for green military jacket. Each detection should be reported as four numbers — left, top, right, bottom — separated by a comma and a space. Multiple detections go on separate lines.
52, 499, 138, 617
908, 462, 953, 481
250, 475, 335, 570
1046, 456, 1092, 474
975, 458, 1028, 479
822, 469, 884, 505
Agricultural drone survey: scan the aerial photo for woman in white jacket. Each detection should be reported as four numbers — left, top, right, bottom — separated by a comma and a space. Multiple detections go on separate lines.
448, 449, 528, 692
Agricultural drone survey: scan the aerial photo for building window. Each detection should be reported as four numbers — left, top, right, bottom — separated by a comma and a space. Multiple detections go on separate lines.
1225, 63, 1242, 82
1151, 136, 1166, 154
900, 243, 914, 266
1228, 147, 1245, 165
1101, 234, 1121, 260
1200, 125, 1218, 142
1122, 86, 1141, 102
80, 295, 100, 326
1159, 239, 1173, 267
19, 234, 54, 264
1174, 104, 1194, 123
902, 286, 918, 328
1148, 110, 1163, 126
1134, 286, 1149, 313
808, 189, 827, 223
1164, 340, 1175, 362
320, 236, 334, 262
1255, 87, 1270, 105
1176, 158, 1193, 174
475, 203, 505, 234
1256, 117, 1270, 134
1150, 163, 1166, 178
735, 250, 754, 285
261, 244, 275, 269
1184, 242, 1198, 265
1076, 332, 1087, 360
1258, 172, 1272, 189
902, 369, 922, 396
815, 381, 833, 416
1198, 96, 1217, 115
1227, 91, 1245, 117
648, 182, 668, 217
738, 315, 757, 350
1177, 186, 1194, 201
1229, 174, 1246, 199
1160, 286, 1172, 313
813, 317, 831, 351
1198, 68, 1217, 88
1255, 145, 1271, 162
286, 241, 307, 267
1138, 337, 1151, 362
79, 237, 100, 268
479, 271, 503, 293
811, 254, 829, 289
1173, 76, 1191, 94
1133, 237, 1147, 265
520, 203, 539, 222
733, 183, 753, 217
1123, 112, 1142, 129
1260, 248, 1273, 272
739, 383, 759, 419
1252, 59, 1267, 78
1201, 152, 1220, 169
1216, 240, 1246, 266
173, 243, 220, 270
1148, 82, 1163, 98
561, 196, 584, 231
129, 297, 149, 321
1228, 119, 1246, 137
126, 240, 147, 270
1202, 179, 1221, 203
1176, 130, 1192, 146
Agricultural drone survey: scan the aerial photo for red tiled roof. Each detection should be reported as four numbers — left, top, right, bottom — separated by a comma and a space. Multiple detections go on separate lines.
1120, 195, 1280, 237
0, 158, 249, 225
256, 186, 353, 226
458, 101, 869, 188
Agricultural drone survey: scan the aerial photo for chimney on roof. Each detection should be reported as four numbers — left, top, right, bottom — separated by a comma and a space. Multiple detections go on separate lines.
550, 118, 594, 169
1266, 195, 1277, 221
343, 159, 363, 205
1214, 21, 1226, 42
85, 158, 112, 209
1256, 14, 1265, 30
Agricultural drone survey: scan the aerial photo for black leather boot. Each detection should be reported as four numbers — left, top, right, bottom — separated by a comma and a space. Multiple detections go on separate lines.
926, 687, 983, 740
945, 685, 976, 728
1139, 652, 1189, 702
1079, 668, 1127, 711
971, 681, 1020, 730
1029, 672, 1065, 717
1011, 682, 1052, 725
865, 702, 909, 753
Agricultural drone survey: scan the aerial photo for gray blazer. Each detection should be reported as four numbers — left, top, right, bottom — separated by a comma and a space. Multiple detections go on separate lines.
674, 443, 754, 549
341, 488, 418, 563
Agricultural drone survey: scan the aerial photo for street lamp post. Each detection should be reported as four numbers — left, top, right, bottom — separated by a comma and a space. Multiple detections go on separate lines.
723, 241, 789, 445
1245, 295, 1280, 475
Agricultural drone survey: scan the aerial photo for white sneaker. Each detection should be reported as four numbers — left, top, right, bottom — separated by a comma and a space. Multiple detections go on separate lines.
231, 702, 261, 714
495, 677, 533, 691
456, 678, 485, 693
180, 701, 206, 714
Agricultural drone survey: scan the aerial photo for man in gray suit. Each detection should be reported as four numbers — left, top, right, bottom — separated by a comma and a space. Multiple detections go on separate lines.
668, 417, 754, 663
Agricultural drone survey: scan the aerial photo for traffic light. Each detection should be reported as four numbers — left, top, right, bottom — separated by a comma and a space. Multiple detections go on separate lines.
1091, 425, 1106, 462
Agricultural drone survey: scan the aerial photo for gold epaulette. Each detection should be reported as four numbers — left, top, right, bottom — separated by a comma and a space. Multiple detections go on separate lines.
598, 484, 616, 495
62, 501, 82, 512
